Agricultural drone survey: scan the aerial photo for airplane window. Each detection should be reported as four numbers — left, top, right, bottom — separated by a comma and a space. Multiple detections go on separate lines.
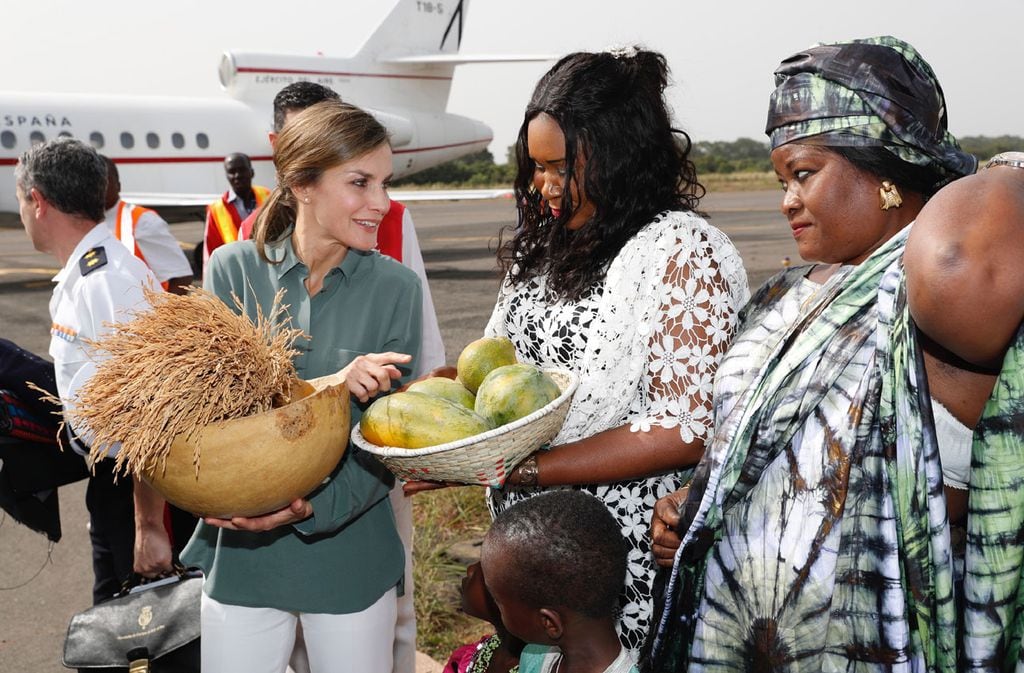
58, 131, 73, 139
196, 133, 209, 149
0, 131, 14, 149
89, 132, 105, 149
171, 132, 185, 149
30, 131, 46, 146
121, 132, 135, 149
146, 132, 160, 149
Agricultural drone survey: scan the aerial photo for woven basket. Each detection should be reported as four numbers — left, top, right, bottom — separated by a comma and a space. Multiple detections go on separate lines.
352, 369, 578, 487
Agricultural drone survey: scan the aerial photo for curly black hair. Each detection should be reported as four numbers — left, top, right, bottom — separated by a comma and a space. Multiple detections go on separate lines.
484, 490, 627, 619
497, 48, 705, 300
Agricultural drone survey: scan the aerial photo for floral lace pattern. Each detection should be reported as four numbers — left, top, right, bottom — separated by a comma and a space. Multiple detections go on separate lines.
485, 210, 750, 654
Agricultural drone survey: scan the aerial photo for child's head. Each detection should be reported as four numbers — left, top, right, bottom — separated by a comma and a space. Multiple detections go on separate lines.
460, 561, 503, 626
480, 490, 626, 644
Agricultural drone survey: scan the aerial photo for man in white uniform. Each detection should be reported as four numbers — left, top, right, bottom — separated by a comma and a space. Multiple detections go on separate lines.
14, 138, 174, 604
101, 156, 193, 294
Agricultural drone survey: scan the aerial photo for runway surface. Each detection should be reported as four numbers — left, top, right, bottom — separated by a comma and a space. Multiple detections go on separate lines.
0, 190, 797, 671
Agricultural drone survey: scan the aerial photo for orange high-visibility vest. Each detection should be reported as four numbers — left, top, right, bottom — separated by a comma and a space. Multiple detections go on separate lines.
112, 201, 168, 290
208, 186, 271, 247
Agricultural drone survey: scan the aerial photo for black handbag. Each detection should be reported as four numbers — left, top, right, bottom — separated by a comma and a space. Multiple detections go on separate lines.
62, 568, 201, 672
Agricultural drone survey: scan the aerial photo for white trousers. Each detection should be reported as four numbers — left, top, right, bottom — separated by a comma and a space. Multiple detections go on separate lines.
287, 485, 416, 673
389, 483, 417, 673
201, 587, 397, 673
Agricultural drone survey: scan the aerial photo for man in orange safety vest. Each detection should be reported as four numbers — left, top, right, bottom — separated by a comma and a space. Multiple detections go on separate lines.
202, 152, 269, 266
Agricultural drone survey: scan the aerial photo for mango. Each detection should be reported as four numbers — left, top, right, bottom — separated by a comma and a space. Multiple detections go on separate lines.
474, 364, 561, 427
457, 336, 517, 393
360, 391, 492, 449
407, 377, 476, 410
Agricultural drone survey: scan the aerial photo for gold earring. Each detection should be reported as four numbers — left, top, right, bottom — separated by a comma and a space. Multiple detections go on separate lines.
879, 181, 902, 211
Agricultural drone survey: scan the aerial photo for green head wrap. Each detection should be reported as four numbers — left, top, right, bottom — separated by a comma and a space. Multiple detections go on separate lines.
765, 35, 976, 184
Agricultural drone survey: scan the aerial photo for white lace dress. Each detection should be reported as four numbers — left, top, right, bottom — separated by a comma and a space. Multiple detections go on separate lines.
485, 210, 750, 654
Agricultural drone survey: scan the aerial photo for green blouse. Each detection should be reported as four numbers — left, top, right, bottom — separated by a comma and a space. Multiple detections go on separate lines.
181, 234, 422, 614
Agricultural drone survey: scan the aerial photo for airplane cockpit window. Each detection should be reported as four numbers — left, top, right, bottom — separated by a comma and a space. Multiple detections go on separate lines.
0, 131, 14, 149
196, 133, 210, 149
146, 132, 160, 149
171, 132, 185, 149
121, 132, 135, 149
89, 132, 105, 149
30, 131, 46, 146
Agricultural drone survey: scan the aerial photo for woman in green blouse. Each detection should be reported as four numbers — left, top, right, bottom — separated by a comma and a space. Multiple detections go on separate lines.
182, 101, 423, 673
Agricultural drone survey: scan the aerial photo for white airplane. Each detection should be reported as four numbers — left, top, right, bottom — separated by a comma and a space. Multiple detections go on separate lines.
0, 0, 546, 214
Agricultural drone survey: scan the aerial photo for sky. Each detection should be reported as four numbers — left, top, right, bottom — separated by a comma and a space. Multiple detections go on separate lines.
3, 0, 1022, 162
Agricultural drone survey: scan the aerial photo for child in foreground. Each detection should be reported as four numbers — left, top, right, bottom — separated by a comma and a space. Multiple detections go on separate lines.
445, 561, 525, 673
480, 490, 637, 673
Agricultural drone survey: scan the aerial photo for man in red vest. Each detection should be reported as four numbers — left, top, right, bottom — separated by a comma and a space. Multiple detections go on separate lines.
240, 81, 443, 673
101, 157, 193, 294
203, 153, 269, 265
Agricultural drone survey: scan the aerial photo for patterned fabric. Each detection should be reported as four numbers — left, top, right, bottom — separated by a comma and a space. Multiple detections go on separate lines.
486, 210, 750, 655
647, 226, 1024, 672
766, 36, 976, 183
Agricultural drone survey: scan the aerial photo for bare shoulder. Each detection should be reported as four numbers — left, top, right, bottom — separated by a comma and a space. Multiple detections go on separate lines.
905, 167, 1024, 369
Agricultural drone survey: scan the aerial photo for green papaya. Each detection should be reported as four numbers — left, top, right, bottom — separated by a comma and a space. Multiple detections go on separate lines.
407, 377, 476, 410
457, 336, 517, 394
361, 391, 492, 449
474, 364, 561, 428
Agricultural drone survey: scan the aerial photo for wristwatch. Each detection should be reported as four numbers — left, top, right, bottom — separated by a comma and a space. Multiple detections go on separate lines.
514, 454, 540, 487
984, 151, 1024, 171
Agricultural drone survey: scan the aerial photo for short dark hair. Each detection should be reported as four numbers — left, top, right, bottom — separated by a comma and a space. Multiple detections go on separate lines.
486, 490, 626, 618
272, 82, 342, 133
499, 48, 704, 300
15, 137, 106, 222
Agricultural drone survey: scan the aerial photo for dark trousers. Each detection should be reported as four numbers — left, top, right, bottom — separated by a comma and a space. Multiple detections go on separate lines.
85, 459, 200, 604
85, 459, 137, 605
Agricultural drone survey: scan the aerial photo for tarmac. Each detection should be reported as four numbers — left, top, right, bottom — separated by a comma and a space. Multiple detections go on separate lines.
0, 191, 797, 671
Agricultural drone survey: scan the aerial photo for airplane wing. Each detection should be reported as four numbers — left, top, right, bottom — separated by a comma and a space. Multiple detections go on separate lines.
389, 188, 513, 201
379, 54, 558, 65
121, 192, 222, 208
121, 189, 513, 208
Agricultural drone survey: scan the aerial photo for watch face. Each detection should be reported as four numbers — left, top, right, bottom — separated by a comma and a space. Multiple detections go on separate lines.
986, 151, 1024, 170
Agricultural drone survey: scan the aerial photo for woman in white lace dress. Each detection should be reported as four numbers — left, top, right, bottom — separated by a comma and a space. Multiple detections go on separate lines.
486, 48, 750, 656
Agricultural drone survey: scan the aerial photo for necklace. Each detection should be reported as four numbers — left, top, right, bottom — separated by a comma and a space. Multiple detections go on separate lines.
466, 634, 519, 673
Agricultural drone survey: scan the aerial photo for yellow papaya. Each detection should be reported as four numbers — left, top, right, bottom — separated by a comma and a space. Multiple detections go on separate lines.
474, 364, 561, 427
457, 336, 517, 394
407, 377, 476, 410
360, 391, 492, 449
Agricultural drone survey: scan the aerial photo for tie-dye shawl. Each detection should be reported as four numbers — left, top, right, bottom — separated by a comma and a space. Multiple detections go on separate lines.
647, 227, 1024, 672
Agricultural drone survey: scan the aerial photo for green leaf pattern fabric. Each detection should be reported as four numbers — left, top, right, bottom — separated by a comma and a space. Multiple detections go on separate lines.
647, 226, 1024, 672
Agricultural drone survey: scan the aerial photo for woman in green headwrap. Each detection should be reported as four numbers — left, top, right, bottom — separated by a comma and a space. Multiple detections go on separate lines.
645, 36, 1024, 672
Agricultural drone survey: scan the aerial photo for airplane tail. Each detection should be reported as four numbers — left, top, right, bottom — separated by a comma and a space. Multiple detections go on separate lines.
219, 0, 472, 110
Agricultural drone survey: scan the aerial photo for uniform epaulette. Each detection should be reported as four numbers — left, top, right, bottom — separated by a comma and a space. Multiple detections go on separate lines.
79, 247, 108, 276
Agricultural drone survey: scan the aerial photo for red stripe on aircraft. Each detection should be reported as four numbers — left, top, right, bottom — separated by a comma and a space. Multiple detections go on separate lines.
237, 67, 453, 81
394, 138, 490, 154
0, 140, 490, 166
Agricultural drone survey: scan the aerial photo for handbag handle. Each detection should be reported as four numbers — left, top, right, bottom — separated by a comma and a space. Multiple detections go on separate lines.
115, 562, 194, 598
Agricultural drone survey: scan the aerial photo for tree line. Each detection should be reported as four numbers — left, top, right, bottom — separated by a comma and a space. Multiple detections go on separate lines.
394, 135, 1024, 187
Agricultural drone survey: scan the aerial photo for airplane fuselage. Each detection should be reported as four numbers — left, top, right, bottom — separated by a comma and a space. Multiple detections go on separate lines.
0, 90, 492, 212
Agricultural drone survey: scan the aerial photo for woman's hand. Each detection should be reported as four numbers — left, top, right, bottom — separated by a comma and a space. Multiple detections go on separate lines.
651, 486, 688, 568
343, 352, 413, 403
401, 479, 461, 496
204, 498, 313, 532
133, 523, 174, 578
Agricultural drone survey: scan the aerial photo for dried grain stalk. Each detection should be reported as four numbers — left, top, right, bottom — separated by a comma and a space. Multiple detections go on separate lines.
67, 286, 305, 478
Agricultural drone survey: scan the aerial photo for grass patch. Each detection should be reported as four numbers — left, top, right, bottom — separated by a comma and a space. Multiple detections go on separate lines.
702, 171, 777, 192
413, 486, 493, 662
